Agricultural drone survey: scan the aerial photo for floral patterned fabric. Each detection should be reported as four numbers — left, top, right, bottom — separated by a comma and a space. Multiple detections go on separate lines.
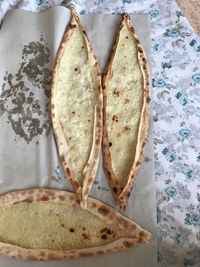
1, 0, 200, 266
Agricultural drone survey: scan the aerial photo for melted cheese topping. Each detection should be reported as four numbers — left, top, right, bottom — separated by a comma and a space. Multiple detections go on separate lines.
106, 23, 143, 188
55, 26, 98, 183
0, 203, 129, 249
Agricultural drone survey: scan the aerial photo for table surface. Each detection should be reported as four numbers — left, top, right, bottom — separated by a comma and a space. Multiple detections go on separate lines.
0, 1, 200, 267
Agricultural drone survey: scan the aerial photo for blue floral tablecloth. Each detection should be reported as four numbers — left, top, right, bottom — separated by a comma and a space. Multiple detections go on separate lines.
0, 0, 200, 266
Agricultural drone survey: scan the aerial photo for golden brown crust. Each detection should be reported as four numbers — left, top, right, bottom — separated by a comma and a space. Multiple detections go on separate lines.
0, 238, 139, 261
0, 188, 151, 260
51, 8, 103, 208
102, 13, 151, 211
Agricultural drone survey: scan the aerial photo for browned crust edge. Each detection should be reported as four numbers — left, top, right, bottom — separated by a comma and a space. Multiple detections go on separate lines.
0, 188, 151, 260
102, 13, 151, 211
51, 8, 103, 208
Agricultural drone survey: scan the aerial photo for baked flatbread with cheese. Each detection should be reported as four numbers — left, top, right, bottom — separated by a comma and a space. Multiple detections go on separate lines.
0, 189, 150, 260
102, 14, 150, 210
51, 9, 102, 208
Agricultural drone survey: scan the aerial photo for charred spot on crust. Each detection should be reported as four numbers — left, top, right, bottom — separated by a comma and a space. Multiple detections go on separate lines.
135, 37, 140, 44
109, 142, 112, 147
61, 224, 64, 227
123, 241, 132, 248
101, 234, 107, 240
136, 161, 140, 167
112, 40, 117, 47
82, 233, 90, 240
113, 90, 120, 97
131, 224, 136, 230
139, 231, 146, 238
96, 139, 100, 145
59, 195, 65, 201
104, 71, 108, 76
112, 115, 119, 122
107, 229, 112, 235
123, 13, 129, 18
70, 24, 76, 29
122, 220, 129, 230
79, 252, 93, 257
119, 24, 124, 31
130, 27, 135, 33
27, 255, 37, 260
13, 198, 33, 205
74, 68, 78, 71
113, 186, 118, 193
75, 198, 80, 204
100, 227, 107, 233
96, 121, 101, 128
91, 202, 97, 208
72, 180, 80, 189
103, 143, 107, 148
69, 228, 75, 233
138, 47, 143, 53
126, 36, 129, 39
98, 205, 110, 216
46, 191, 55, 196
124, 126, 131, 131
40, 195, 49, 201
96, 250, 104, 255
146, 96, 151, 103
60, 155, 65, 162
65, 167, 71, 177
69, 195, 76, 201
97, 106, 101, 114
142, 141, 146, 148
88, 177, 93, 184
107, 170, 111, 177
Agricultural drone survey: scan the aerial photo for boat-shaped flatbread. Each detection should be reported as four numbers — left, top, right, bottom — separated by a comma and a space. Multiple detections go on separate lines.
102, 14, 150, 210
51, 9, 102, 208
0, 189, 150, 260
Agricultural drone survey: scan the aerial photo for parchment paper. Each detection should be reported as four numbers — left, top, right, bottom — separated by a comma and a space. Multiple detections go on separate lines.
0, 6, 157, 267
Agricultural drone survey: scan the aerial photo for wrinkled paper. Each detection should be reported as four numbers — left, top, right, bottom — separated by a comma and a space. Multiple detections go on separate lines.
0, 6, 157, 267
